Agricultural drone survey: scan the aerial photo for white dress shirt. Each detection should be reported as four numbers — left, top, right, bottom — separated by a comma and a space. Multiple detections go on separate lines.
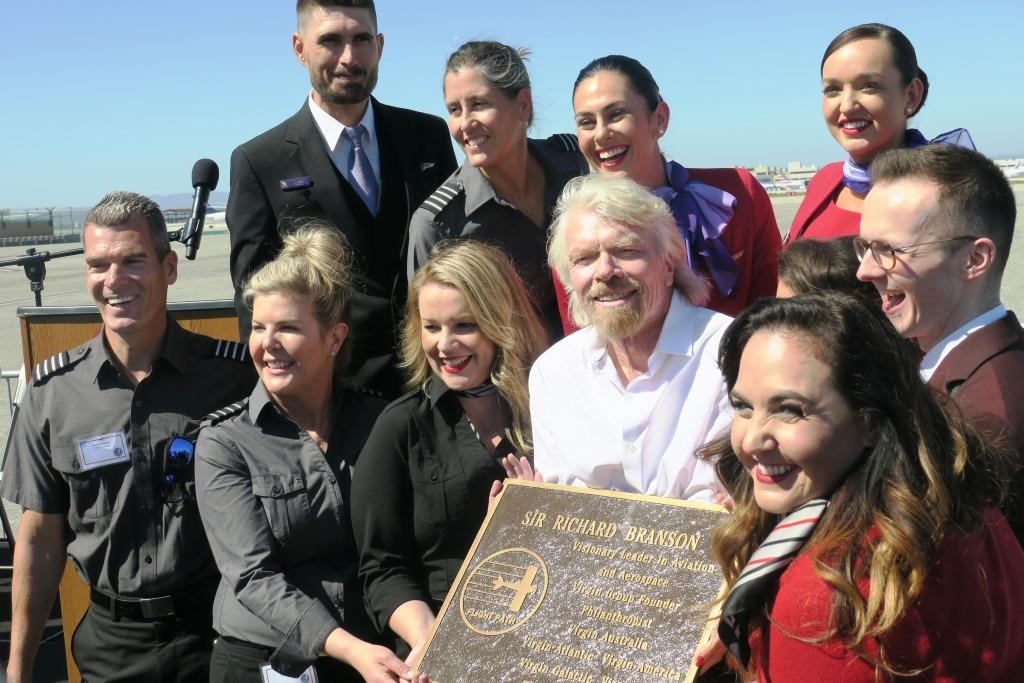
529, 291, 732, 501
307, 93, 382, 192
920, 305, 1007, 382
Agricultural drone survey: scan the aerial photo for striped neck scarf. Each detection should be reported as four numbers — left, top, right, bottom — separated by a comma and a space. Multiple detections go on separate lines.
718, 498, 830, 668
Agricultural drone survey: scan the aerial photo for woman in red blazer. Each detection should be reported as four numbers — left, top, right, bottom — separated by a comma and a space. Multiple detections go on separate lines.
553, 55, 781, 331
700, 292, 1024, 681
788, 24, 946, 243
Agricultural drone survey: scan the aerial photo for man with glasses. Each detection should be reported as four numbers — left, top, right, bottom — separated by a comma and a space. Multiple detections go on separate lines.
1, 192, 255, 682
856, 144, 1022, 542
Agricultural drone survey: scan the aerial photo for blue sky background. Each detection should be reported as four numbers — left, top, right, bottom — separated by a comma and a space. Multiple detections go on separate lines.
1, 1, 1020, 208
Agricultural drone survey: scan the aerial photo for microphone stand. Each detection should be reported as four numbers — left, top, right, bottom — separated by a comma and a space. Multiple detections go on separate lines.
0, 247, 84, 307
0, 231, 189, 307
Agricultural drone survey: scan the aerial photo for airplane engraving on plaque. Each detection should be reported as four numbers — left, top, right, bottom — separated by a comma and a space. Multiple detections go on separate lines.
459, 547, 548, 635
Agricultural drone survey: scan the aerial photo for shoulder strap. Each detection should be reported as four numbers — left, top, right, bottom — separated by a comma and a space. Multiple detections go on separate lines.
204, 399, 248, 426
547, 133, 581, 153
418, 181, 463, 218
32, 350, 79, 384
210, 339, 249, 363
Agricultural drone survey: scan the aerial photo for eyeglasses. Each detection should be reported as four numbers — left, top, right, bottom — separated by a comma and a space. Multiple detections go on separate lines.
162, 436, 195, 504
852, 235, 978, 271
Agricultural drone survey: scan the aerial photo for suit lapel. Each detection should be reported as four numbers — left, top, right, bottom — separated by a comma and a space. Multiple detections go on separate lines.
284, 105, 369, 253
929, 313, 1024, 392
373, 99, 418, 221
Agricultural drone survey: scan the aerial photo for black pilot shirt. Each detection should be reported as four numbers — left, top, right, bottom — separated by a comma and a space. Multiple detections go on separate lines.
352, 375, 514, 634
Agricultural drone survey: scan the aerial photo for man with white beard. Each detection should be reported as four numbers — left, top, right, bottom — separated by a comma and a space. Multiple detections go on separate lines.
529, 174, 731, 500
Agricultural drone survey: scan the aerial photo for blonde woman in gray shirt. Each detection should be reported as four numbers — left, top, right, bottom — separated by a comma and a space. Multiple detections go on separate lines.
196, 224, 428, 683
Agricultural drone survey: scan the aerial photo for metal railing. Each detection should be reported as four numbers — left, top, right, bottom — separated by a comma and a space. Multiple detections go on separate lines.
1, 370, 21, 415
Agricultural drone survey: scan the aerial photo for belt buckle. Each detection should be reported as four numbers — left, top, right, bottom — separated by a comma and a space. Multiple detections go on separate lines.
139, 596, 174, 619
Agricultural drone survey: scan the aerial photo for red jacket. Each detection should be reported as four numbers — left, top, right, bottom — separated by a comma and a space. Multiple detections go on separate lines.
756, 509, 1024, 681
554, 168, 781, 333
785, 162, 860, 244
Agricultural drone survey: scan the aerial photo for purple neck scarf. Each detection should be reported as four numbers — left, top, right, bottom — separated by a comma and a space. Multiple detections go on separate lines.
651, 160, 739, 299
842, 128, 976, 195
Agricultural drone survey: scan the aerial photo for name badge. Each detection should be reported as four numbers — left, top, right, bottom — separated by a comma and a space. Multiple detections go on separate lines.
73, 432, 131, 472
260, 663, 318, 683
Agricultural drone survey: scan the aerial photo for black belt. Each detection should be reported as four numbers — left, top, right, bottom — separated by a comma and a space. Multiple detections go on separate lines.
90, 587, 182, 620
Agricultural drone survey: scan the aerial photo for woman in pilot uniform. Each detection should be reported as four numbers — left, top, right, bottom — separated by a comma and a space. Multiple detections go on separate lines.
407, 40, 588, 341
196, 224, 428, 683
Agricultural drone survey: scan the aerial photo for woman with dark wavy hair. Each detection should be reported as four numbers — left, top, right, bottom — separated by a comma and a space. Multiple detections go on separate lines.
698, 292, 1024, 681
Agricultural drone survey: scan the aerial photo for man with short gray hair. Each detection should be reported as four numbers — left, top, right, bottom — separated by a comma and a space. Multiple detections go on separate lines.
2, 191, 254, 682
530, 174, 730, 499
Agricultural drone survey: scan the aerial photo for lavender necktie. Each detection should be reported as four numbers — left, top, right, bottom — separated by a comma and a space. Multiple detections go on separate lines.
342, 124, 378, 215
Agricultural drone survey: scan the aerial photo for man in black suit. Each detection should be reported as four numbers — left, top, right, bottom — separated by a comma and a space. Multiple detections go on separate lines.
227, 0, 456, 398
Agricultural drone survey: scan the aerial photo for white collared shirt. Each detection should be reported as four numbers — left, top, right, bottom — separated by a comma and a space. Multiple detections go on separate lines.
307, 93, 382, 190
920, 305, 1007, 382
529, 292, 732, 501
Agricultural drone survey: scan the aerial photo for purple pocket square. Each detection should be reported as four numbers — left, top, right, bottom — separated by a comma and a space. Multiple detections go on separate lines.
280, 176, 314, 192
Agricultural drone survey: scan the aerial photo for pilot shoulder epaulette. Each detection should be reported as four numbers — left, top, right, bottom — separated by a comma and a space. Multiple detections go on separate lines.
547, 132, 581, 153
418, 181, 464, 218
210, 339, 249, 362
32, 348, 86, 384
204, 400, 248, 426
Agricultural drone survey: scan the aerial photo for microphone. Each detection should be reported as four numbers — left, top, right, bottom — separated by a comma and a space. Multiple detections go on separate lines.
181, 159, 219, 260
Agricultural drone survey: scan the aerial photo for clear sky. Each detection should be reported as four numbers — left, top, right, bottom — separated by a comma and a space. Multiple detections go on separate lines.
1, 1, 1021, 208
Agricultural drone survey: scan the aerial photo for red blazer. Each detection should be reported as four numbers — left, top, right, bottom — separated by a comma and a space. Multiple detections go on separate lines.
928, 313, 1024, 543
784, 162, 856, 244
757, 509, 1024, 682
554, 167, 782, 334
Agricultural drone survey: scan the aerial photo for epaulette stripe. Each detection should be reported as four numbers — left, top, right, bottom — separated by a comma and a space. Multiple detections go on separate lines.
33, 351, 71, 383
554, 133, 580, 152
421, 197, 446, 213
204, 400, 247, 424
420, 182, 463, 217
211, 340, 247, 362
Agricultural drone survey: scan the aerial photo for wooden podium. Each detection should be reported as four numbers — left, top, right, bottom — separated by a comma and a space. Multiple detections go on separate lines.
16, 300, 240, 683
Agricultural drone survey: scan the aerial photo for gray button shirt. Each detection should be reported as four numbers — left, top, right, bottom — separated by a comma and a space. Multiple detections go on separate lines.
407, 135, 588, 339
0, 319, 255, 596
195, 380, 385, 677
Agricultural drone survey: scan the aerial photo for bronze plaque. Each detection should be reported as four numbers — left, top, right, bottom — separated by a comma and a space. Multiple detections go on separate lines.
415, 480, 727, 682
